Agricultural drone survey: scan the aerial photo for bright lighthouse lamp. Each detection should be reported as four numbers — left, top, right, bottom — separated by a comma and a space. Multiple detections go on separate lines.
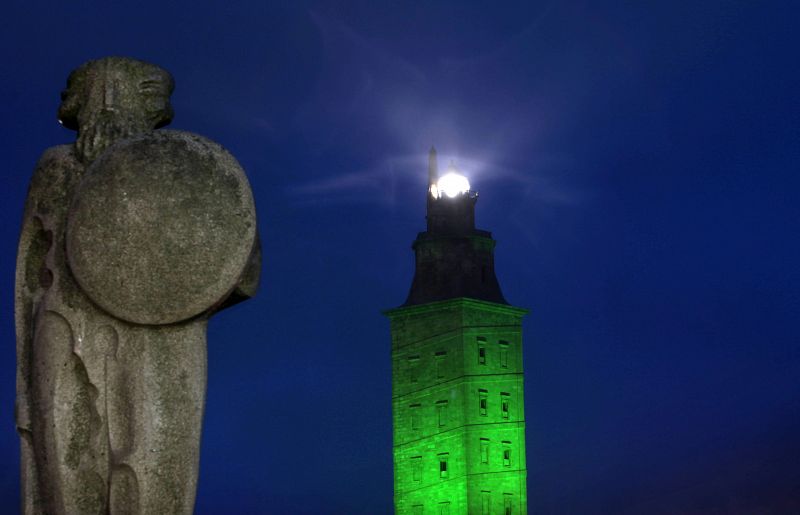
432, 163, 470, 198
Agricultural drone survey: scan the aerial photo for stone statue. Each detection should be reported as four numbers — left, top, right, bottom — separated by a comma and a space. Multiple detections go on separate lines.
15, 57, 260, 514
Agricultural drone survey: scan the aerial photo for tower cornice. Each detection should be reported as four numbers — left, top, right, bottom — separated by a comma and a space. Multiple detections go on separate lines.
384, 297, 529, 319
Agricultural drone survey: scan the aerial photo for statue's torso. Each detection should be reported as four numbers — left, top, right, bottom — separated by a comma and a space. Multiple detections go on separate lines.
17, 143, 210, 515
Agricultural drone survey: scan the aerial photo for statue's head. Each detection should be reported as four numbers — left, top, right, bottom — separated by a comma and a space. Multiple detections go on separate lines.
58, 57, 175, 162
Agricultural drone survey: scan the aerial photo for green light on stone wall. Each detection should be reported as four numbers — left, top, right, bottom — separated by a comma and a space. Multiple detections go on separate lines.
388, 299, 528, 514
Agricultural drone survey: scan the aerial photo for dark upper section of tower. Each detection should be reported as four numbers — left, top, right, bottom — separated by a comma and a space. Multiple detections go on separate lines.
403, 148, 508, 306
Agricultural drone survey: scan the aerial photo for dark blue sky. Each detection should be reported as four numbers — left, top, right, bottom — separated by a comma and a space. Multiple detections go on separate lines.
2, 1, 799, 513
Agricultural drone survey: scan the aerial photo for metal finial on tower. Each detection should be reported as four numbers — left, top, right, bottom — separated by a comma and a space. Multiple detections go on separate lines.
428, 146, 438, 187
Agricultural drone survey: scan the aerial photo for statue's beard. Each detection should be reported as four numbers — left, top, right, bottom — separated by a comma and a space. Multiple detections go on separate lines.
75, 111, 150, 164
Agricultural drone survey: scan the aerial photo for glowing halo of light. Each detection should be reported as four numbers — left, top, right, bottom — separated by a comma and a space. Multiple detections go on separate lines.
436, 171, 470, 198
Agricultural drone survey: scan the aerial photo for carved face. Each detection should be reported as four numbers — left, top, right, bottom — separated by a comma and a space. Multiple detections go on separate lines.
57, 57, 174, 162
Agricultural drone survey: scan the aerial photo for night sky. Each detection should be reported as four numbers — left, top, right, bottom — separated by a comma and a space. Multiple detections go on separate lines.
1, 1, 799, 513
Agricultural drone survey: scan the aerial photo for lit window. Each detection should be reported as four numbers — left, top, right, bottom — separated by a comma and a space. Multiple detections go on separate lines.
410, 404, 421, 430
481, 491, 491, 515
502, 441, 511, 467
480, 438, 489, 464
477, 337, 487, 365
435, 350, 447, 379
408, 355, 420, 383
436, 400, 448, 427
411, 456, 422, 482
479, 389, 488, 416
499, 340, 509, 368
501, 392, 510, 420
438, 453, 449, 479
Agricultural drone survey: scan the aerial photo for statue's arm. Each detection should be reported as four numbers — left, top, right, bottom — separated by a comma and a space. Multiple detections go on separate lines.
14, 148, 63, 433
235, 231, 261, 299
15, 145, 75, 431
212, 231, 261, 314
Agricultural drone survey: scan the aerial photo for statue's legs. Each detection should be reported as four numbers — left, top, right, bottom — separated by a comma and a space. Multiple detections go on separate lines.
108, 322, 207, 515
30, 310, 107, 515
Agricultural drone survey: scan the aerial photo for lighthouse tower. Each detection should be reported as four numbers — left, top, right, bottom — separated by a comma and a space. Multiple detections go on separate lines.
385, 148, 528, 514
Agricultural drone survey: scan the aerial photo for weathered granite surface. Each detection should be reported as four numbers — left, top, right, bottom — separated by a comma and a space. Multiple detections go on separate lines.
15, 57, 260, 514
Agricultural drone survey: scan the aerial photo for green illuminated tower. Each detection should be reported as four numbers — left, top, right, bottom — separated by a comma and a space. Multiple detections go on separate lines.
386, 148, 528, 515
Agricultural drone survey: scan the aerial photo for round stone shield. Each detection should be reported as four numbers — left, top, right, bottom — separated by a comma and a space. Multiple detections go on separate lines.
67, 130, 257, 325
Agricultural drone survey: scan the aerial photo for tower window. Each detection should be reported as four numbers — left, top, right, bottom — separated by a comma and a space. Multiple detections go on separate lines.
435, 350, 447, 379
479, 389, 488, 416
408, 355, 420, 383
481, 491, 491, 515
410, 403, 421, 430
436, 400, 448, 427
477, 337, 487, 365
504, 494, 513, 515
439, 501, 451, 515
411, 456, 422, 482
502, 441, 512, 467
412, 504, 423, 515
499, 340, 509, 368
438, 453, 449, 479
480, 438, 489, 464
501, 392, 510, 419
